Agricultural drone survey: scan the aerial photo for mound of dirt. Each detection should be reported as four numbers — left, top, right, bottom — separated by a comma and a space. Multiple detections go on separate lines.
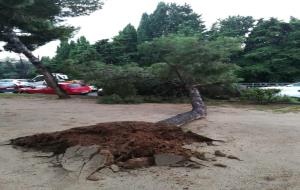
10, 121, 217, 178
11, 121, 212, 161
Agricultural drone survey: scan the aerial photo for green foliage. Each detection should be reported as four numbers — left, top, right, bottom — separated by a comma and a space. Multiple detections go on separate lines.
85, 62, 187, 98
47, 36, 103, 78
0, 58, 36, 78
199, 84, 241, 99
138, 35, 240, 86
111, 24, 138, 64
98, 94, 144, 104
98, 94, 191, 104
208, 16, 255, 40
86, 35, 240, 100
239, 18, 300, 82
0, 0, 103, 51
86, 64, 143, 97
93, 24, 139, 65
240, 88, 298, 104
137, 2, 205, 43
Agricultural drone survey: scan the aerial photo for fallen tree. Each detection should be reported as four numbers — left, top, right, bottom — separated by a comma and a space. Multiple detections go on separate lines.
159, 86, 207, 126
144, 35, 239, 126
7, 35, 241, 179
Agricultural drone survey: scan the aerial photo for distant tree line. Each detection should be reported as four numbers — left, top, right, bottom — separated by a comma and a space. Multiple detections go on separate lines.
1, 2, 300, 84
0, 58, 36, 79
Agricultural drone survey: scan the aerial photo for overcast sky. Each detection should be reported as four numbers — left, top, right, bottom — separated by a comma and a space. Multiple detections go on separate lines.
1, 0, 300, 60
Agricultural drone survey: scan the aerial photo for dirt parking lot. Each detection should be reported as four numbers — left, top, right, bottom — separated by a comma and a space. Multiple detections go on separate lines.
0, 96, 300, 190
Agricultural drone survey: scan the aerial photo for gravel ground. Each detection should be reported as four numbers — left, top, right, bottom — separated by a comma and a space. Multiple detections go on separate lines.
0, 96, 299, 190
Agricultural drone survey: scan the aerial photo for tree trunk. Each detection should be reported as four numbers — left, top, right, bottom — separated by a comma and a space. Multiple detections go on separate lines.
3, 29, 70, 99
158, 86, 206, 127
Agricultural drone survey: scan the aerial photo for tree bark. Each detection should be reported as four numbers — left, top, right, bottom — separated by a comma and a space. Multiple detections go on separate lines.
3, 29, 70, 99
158, 86, 206, 127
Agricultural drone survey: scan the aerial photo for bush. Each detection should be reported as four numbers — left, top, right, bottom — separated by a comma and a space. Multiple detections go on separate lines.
240, 88, 299, 104
200, 83, 241, 99
98, 94, 123, 104
98, 94, 144, 104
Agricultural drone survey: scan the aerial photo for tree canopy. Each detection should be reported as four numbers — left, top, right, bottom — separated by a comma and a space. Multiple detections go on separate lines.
0, 0, 103, 98
239, 18, 300, 82
137, 2, 206, 43
0, 0, 103, 52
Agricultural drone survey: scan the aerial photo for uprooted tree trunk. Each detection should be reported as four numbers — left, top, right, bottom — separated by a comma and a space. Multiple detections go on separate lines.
159, 86, 207, 127
2, 28, 70, 99
158, 63, 207, 127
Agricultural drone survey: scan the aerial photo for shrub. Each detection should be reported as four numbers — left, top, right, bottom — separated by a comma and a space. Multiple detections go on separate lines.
98, 94, 123, 104
200, 83, 241, 99
240, 88, 297, 104
98, 94, 144, 104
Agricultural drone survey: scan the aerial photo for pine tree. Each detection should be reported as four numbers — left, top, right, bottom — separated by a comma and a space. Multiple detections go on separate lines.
0, 0, 103, 98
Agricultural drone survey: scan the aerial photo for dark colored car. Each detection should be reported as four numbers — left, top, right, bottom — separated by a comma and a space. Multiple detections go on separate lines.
0, 82, 18, 93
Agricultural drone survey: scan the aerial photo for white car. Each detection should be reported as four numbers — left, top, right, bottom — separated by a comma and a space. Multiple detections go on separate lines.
0, 79, 31, 87
261, 82, 300, 98
28, 73, 69, 87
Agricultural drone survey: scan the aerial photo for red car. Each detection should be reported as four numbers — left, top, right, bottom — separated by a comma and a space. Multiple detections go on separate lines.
19, 83, 91, 95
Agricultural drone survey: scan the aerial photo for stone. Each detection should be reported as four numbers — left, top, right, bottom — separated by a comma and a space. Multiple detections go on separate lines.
213, 163, 227, 168
215, 150, 226, 157
61, 145, 100, 172
81, 154, 106, 177
154, 153, 186, 166
189, 157, 208, 167
227, 155, 242, 161
120, 157, 153, 169
110, 164, 120, 172
194, 152, 215, 161
86, 174, 100, 181
183, 161, 201, 169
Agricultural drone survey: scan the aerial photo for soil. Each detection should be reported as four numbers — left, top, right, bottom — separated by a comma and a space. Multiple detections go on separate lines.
1, 96, 300, 190
10, 121, 212, 161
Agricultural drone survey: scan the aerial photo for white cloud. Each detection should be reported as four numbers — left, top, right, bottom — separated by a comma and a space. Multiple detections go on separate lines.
1, 0, 300, 59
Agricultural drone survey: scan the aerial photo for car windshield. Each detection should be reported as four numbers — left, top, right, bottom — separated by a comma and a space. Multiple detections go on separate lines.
68, 83, 82, 88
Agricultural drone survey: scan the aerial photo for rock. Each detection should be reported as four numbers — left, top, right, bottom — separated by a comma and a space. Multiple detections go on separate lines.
227, 155, 242, 161
215, 150, 226, 157
213, 163, 227, 168
194, 152, 215, 161
61, 145, 101, 172
154, 153, 186, 166
120, 157, 153, 169
81, 154, 106, 177
99, 149, 114, 165
110, 164, 120, 172
183, 161, 201, 169
189, 157, 208, 167
86, 174, 100, 181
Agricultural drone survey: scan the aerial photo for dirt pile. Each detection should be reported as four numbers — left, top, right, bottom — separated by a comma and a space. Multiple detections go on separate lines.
11, 121, 212, 159
10, 121, 216, 179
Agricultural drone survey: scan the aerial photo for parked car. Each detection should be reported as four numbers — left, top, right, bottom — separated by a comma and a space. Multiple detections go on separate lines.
260, 82, 300, 98
0, 79, 31, 87
0, 82, 18, 93
27, 73, 69, 87
19, 82, 92, 95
